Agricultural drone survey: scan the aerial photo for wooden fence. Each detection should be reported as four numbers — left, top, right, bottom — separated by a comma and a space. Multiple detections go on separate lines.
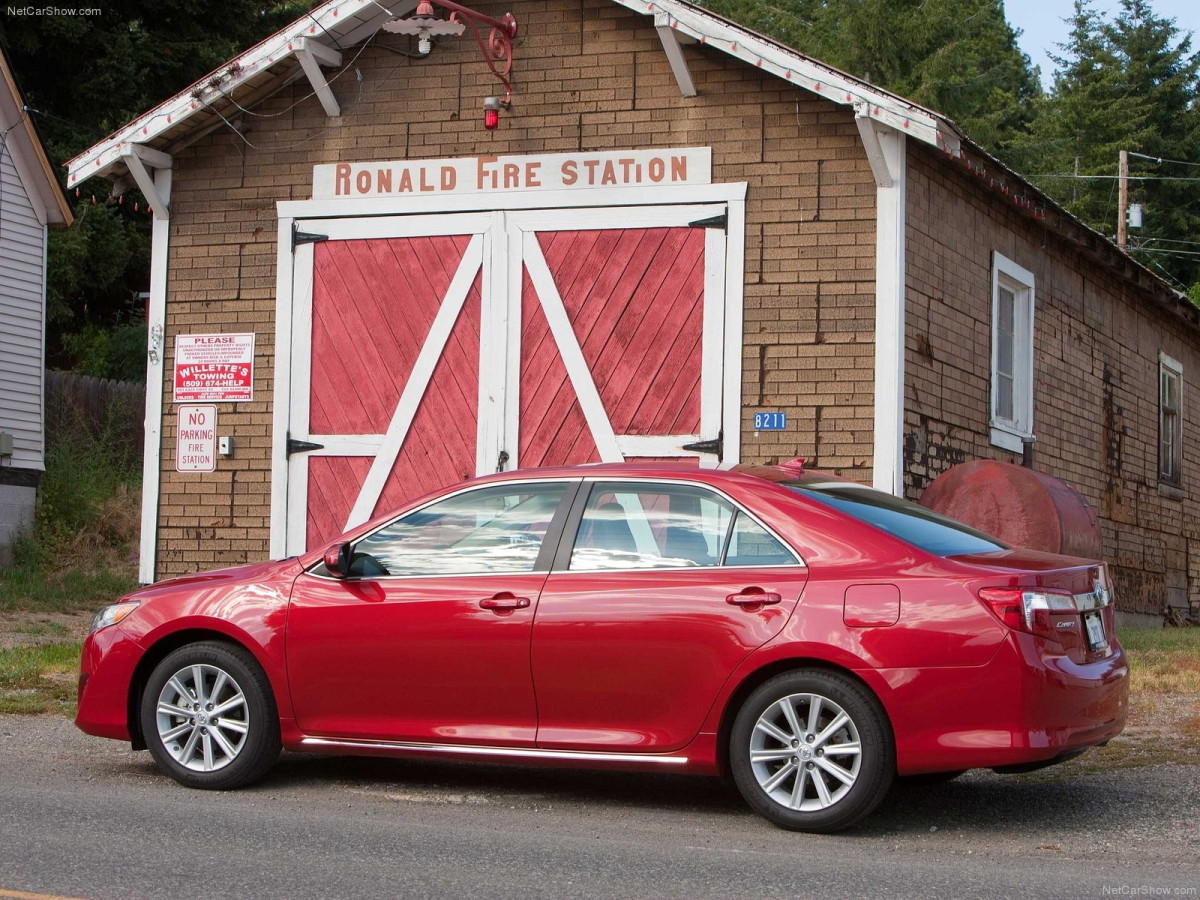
44, 371, 146, 463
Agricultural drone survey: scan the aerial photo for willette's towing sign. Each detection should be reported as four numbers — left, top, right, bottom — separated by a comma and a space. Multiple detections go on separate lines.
174, 333, 255, 403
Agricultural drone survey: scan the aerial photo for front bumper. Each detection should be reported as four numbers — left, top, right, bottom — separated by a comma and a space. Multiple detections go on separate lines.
75, 626, 143, 742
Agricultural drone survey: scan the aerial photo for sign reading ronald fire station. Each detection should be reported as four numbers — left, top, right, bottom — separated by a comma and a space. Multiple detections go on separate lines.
173, 333, 256, 403
176, 405, 217, 473
313, 148, 712, 199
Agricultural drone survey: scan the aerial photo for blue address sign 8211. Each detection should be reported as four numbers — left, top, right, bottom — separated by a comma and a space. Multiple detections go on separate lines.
753, 411, 787, 431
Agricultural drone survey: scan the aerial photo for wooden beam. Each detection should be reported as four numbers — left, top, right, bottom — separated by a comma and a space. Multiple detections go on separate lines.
855, 108, 895, 189
120, 148, 172, 219
295, 38, 343, 117
653, 16, 697, 98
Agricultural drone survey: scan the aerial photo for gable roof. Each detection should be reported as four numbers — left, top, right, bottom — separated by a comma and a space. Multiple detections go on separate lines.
60, 0, 1188, 319
0, 46, 71, 226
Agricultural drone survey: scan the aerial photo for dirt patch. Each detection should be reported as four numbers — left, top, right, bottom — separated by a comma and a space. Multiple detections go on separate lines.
0, 611, 93, 650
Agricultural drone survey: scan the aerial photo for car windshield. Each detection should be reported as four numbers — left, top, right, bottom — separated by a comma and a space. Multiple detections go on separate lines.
789, 482, 1007, 556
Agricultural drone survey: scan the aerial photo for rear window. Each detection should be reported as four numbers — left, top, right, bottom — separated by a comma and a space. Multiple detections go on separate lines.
790, 482, 1007, 556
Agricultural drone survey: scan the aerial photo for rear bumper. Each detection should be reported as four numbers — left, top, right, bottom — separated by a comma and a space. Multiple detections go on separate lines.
883, 631, 1129, 775
75, 627, 143, 742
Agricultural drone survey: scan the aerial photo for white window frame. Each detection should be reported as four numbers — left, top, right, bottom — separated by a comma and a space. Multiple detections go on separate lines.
1159, 351, 1184, 489
989, 253, 1035, 453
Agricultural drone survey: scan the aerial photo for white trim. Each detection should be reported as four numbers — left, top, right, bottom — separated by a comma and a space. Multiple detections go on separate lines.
501, 212, 524, 471
137, 166, 172, 583
989, 252, 1035, 452
721, 199, 746, 469
285, 242, 316, 556
279, 183, 748, 220
121, 149, 172, 219
700, 225, 726, 468
871, 127, 906, 496
269, 216, 296, 560
343, 234, 485, 531
522, 233, 623, 463
616, 435, 701, 456
0, 127, 49, 227
1158, 350, 1184, 486
304, 435, 384, 455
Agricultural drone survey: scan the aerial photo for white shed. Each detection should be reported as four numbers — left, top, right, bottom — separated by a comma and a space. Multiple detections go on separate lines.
0, 47, 72, 563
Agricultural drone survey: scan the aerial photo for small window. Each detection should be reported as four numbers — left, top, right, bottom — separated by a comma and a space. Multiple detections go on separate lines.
1160, 352, 1183, 488
723, 512, 796, 567
347, 483, 568, 577
990, 253, 1035, 453
570, 483, 733, 571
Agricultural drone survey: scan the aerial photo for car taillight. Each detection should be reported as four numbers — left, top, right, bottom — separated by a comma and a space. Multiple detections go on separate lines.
978, 587, 1077, 641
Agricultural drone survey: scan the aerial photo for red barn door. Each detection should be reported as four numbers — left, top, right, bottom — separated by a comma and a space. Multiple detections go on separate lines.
279, 205, 736, 556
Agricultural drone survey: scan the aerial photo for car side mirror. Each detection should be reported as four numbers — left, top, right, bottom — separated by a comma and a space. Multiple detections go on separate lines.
324, 542, 353, 578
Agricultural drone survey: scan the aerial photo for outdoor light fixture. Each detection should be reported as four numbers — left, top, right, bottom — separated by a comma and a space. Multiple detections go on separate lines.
382, 0, 518, 105
483, 96, 501, 130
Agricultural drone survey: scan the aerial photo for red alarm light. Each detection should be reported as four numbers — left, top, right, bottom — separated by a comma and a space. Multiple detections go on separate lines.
483, 96, 501, 131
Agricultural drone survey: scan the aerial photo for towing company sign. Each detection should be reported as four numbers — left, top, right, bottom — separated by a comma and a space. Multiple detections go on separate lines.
174, 333, 255, 403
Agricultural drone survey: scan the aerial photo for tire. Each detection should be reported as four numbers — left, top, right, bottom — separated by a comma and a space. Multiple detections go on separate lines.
140, 641, 281, 790
730, 669, 894, 833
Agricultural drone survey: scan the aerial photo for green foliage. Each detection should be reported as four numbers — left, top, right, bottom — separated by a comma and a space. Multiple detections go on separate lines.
61, 322, 150, 383
0, 2, 321, 373
1003, 0, 1200, 291
700, 0, 1042, 149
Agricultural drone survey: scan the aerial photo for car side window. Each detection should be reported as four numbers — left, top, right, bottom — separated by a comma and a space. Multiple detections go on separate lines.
569, 483, 734, 570
724, 511, 797, 567
348, 483, 568, 577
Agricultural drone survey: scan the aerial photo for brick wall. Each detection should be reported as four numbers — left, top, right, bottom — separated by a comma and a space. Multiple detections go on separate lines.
905, 143, 1200, 616
152, 0, 879, 578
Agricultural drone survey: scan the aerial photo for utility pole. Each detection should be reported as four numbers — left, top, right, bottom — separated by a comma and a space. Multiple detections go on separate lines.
1118, 149, 1129, 251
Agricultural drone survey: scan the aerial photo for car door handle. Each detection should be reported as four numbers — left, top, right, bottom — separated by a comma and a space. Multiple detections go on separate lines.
479, 593, 532, 612
726, 588, 782, 607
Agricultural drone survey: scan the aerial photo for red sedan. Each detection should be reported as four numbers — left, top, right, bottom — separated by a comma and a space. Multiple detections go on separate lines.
76, 463, 1128, 832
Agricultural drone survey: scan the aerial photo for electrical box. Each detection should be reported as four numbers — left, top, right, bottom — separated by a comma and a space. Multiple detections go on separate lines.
0, 432, 13, 457
218, 436, 234, 457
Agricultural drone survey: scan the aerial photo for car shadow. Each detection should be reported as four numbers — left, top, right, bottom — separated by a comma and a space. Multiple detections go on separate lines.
254, 751, 1137, 836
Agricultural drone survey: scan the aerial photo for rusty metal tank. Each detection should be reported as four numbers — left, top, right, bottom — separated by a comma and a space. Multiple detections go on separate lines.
919, 460, 1102, 560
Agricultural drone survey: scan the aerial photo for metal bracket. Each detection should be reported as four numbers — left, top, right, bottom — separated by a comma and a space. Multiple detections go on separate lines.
293, 224, 329, 251
688, 212, 727, 231
287, 436, 326, 456
682, 431, 723, 460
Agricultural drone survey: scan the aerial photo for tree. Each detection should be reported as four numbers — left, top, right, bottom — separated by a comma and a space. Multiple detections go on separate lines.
1006, 0, 1200, 291
700, 0, 1042, 151
0, 2, 320, 377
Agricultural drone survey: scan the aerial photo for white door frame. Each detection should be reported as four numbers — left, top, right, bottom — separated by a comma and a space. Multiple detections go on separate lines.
272, 183, 747, 559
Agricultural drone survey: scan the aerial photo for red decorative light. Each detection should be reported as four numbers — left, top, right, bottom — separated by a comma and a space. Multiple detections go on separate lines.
483, 96, 501, 130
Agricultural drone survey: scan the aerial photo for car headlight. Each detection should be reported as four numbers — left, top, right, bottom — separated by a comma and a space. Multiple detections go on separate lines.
90, 601, 139, 634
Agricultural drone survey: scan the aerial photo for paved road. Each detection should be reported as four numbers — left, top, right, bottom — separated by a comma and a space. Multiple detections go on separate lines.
1, 716, 1197, 899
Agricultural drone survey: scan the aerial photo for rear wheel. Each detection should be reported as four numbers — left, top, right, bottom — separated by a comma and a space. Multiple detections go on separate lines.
140, 641, 281, 789
730, 669, 894, 832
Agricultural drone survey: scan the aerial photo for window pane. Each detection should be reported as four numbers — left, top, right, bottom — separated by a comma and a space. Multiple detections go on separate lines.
570, 483, 733, 570
724, 512, 798, 566
996, 373, 1014, 421
998, 287, 1015, 333
350, 483, 567, 577
792, 483, 1007, 557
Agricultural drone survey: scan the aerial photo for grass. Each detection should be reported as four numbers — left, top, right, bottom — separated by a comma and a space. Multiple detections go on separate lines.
0, 563, 138, 614
0, 642, 83, 715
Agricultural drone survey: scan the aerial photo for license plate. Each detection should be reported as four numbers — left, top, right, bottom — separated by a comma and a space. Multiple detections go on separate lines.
1083, 610, 1107, 649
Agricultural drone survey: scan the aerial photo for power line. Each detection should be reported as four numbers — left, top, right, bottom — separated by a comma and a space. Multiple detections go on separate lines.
1129, 152, 1200, 169
1024, 173, 1200, 183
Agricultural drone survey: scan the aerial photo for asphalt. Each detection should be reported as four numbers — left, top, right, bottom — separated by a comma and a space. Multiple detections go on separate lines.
0, 715, 1197, 899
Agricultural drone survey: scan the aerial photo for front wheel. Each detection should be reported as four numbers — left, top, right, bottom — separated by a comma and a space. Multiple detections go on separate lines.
140, 641, 281, 789
730, 669, 894, 832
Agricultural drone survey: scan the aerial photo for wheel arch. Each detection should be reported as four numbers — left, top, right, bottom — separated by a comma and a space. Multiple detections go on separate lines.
714, 657, 896, 776
126, 628, 268, 751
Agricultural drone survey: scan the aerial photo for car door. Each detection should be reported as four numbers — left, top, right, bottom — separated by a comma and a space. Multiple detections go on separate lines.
286, 480, 576, 744
531, 480, 810, 752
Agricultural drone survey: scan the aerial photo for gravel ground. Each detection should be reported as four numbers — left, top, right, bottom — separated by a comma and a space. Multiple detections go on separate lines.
0, 715, 1197, 899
